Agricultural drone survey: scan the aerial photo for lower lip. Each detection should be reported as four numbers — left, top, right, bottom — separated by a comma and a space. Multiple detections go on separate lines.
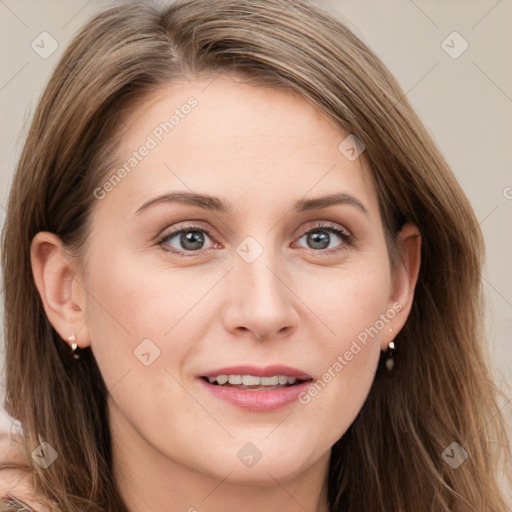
198, 378, 312, 412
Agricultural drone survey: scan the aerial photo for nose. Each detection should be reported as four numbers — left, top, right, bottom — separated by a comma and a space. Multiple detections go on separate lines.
221, 245, 299, 340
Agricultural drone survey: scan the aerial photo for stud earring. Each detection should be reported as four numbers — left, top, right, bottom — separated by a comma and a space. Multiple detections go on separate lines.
67, 334, 79, 360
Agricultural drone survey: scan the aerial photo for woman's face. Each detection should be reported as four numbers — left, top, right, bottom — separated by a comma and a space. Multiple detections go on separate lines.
76, 75, 408, 485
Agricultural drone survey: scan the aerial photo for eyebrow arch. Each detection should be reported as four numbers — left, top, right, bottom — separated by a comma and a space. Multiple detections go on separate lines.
293, 192, 368, 215
135, 192, 233, 215
134, 191, 368, 216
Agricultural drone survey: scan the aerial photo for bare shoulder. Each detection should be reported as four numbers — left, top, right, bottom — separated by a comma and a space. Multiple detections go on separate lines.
0, 469, 53, 512
0, 432, 54, 512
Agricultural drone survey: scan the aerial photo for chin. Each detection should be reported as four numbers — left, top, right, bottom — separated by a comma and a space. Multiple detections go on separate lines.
196, 445, 319, 485
219, 460, 309, 485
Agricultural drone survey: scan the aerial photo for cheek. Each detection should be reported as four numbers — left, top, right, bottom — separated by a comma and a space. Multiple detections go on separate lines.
79, 234, 393, 478
83, 251, 217, 388
85, 238, 391, 382
295, 263, 391, 434
303, 258, 392, 356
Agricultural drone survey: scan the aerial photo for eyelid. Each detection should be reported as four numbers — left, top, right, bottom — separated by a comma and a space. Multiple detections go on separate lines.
155, 219, 217, 241
295, 220, 352, 238
156, 219, 353, 256
156, 222, 219, 253
291, 221, 353, 255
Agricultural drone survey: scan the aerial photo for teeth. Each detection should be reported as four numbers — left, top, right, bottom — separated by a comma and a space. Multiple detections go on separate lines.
216, 375, 228, 385
261, 376, 279, 385
205, 374, 303, 386
242, 375, 260, 385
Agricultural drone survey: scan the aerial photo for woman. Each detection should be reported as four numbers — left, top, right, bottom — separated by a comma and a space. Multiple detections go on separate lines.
1, 0, 510, 510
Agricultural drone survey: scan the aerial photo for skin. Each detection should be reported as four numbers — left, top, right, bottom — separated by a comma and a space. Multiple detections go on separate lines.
30, 75, 421, 512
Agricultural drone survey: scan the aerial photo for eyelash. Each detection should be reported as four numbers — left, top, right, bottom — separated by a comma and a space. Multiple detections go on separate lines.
156, 222, 353, 257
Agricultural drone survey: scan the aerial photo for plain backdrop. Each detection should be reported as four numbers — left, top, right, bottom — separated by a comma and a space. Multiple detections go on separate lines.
0, 0, 511, 438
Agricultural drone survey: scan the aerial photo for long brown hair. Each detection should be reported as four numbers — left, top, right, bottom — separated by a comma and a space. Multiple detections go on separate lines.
2, 1, 510, 510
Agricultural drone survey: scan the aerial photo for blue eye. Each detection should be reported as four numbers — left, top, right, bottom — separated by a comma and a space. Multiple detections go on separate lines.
295, 225, 352, 253
157, 222, 352, 257
158, 225, 215, 255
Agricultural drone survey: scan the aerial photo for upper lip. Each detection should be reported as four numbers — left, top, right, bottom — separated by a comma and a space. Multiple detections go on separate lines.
199, 365, 312, 379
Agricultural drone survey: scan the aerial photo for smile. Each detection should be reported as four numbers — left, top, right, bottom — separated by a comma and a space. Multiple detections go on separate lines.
201, 374, 309, 390
198, 365, 313, 412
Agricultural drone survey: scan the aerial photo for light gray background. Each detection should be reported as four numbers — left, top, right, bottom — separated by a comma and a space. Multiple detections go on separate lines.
0, 1, 511, 438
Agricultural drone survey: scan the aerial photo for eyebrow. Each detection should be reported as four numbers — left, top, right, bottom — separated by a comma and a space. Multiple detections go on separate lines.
134, 191, 368, 216
294, 192, 368, 215
135, 192, 232, 215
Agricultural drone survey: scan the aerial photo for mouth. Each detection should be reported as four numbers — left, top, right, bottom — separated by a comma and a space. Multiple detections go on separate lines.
200, 374, 312, 391
197, 365, 313, 412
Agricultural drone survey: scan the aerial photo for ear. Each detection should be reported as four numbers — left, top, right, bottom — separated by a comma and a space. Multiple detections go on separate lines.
30, 232, 91, 349
382, 222, 421, 350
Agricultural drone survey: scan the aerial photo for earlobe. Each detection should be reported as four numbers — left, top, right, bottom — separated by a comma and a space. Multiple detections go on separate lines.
30, 232, 91, 349
383, 222, 421, 350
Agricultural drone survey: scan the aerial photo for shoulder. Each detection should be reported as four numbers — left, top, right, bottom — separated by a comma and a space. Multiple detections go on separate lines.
0, 469, 52, 512
2, 492, 39, 511
0, 431, 53, 512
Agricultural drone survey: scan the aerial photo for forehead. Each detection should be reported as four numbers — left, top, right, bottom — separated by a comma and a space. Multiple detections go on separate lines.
94, 74, 379, 221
